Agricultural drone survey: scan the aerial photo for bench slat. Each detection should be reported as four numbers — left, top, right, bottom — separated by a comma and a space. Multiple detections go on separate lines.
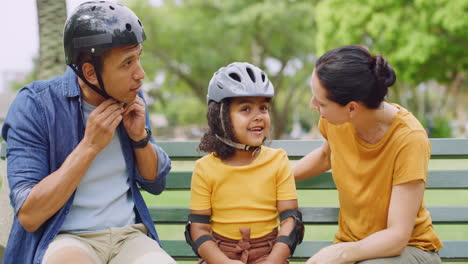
430, 138, 468, 159
158, 139, 468, 159
150, 206, 468, 224
160, 240, 468, 261
437, 241, 468, 261
3, 139, 468, 160
165, 170, 468, 190
295, 170, 468, 189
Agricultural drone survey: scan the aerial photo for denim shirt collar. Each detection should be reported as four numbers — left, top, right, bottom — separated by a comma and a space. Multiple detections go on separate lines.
63, 67, 82, 98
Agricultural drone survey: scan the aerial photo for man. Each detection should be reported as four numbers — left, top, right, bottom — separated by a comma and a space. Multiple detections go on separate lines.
1, 2, 175, 263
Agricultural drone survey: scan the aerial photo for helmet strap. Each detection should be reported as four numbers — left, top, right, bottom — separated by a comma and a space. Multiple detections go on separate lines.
215, 134, 261, 151
69, 59, 111, 100
90, 55, 111, 99
217, 102, 263, 152
220, 102, 227, 136
69, 65, 109, 99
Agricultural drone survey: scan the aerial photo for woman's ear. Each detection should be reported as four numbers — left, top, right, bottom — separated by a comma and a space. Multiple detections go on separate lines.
347, 101, 360, 119
81, 62, 99, 86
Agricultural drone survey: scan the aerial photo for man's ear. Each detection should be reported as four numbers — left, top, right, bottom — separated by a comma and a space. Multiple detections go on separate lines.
347, 101, 360, 119
81, 62, 99, 86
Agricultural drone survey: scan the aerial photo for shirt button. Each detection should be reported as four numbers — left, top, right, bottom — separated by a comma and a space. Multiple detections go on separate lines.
65, 209, 69, 214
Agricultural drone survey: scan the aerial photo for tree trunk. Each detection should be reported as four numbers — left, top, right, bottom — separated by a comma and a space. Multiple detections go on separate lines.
37, 0, 67, 80
440, 72, 465, 117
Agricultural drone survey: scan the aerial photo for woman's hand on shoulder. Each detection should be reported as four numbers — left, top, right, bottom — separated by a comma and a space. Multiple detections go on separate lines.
293, 140, 331, 181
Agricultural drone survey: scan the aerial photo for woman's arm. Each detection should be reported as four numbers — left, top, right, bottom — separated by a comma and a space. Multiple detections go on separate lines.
293, 140, 331, 181
189, 209, 243, 264
264, 199, 299, 263
305, 179, 425, 264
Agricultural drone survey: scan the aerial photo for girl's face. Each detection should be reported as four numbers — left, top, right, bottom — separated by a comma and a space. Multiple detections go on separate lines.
229, 97, 271, 147
310, 70, 349, 125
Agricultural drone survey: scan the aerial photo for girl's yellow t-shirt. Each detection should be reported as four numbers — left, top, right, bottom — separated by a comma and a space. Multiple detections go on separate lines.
319, 104, 443, 251
190, 146, 297, 240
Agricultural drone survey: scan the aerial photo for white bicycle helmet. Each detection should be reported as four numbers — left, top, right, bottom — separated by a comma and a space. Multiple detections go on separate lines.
207, 62, 274, 151
207, 62, 274, 103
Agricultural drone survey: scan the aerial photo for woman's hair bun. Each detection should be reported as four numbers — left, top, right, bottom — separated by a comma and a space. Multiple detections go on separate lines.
372, 55, 396, 88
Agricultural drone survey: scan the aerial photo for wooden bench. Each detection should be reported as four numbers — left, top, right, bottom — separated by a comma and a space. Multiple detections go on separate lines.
153, 139, 468, 262
1, 139, 468, 262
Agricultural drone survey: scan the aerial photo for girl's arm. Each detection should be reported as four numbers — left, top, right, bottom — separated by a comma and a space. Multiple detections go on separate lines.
305, 179, 425, 264
265, 199, 299, 264
293, 141, 331, 181
189, 209, 243, 264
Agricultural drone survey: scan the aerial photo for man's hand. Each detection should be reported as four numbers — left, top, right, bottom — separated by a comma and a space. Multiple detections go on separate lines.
122, 96, 147, 141
83, 99, 123, 153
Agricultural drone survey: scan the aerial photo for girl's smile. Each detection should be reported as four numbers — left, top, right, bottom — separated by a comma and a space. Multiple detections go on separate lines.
229, 97, 271, 147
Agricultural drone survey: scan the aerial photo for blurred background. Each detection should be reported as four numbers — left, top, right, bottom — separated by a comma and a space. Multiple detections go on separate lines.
0, 0, 467, 140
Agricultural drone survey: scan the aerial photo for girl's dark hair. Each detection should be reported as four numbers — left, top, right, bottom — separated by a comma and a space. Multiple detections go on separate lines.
198, 99, 237, 159
315, 45, 396, 109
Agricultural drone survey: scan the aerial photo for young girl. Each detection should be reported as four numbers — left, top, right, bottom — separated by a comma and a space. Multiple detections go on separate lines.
185, 62, 303, 264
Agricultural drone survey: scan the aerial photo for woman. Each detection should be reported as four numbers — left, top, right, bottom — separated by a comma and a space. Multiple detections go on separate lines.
294, 45, 442, 264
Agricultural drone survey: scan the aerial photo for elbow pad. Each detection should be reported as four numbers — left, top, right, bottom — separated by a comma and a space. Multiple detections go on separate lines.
184, 214, 214, 257
276, 209, 304, 256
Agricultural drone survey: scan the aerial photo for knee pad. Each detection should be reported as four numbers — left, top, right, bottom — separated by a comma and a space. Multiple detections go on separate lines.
276, 209, 304, 256
184, 214, 214, 257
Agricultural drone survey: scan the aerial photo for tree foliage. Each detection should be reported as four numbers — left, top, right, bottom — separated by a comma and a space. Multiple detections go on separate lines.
316, 0, 467, 84
128, 0, 317, 138
315, 0, 467, 124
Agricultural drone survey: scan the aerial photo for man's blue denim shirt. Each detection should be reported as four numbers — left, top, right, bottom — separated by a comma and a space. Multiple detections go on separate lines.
1, 68, 172, 264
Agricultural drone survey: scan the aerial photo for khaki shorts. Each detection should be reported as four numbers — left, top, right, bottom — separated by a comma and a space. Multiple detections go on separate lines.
42, 223, 176, 264
355, 246, 441, 264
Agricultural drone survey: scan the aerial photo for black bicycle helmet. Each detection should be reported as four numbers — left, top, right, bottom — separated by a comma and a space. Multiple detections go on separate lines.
64, 1, 146, 98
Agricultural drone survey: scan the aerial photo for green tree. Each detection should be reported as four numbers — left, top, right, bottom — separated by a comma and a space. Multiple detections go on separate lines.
129, 0, 317, 138
315, 0, 467, 131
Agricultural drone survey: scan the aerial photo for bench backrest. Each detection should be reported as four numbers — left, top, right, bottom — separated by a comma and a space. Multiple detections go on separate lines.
154, 139, 468, 262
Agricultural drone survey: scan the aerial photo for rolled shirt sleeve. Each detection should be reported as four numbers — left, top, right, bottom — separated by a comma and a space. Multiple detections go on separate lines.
2, 88, 50, 216
134, 142, 171, 195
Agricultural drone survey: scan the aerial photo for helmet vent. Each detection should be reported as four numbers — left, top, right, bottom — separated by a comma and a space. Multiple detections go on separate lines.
246, 67, 256, 82
217, 84, 224, 90
138, 20, 142, 27
109, 5, 115, 10
228, 73, 241, 82
91, 6, 96, 11
126, 23, 132, 31
261, 73, 266, 82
